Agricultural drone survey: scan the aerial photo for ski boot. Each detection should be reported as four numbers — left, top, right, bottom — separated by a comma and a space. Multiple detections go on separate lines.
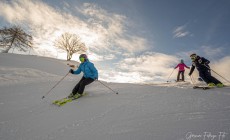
208, 83, 215, 87
216, 83, 224, 88
72, 93, 82, 99
68, 93, 74, 98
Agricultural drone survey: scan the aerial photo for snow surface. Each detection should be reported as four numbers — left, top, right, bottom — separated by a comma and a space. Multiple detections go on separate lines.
0, 53, 230, 140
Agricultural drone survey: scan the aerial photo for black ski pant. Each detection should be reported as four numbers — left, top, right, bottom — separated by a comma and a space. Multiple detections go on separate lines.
72, 77, 94, 95
177, 71, 185, 81
199, 70, 222, 84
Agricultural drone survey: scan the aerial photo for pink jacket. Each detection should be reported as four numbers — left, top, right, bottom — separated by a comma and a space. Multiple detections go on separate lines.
175, 63, 190, 71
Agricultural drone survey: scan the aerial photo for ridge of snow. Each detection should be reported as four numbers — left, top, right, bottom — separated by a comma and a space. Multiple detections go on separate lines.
0, 66, 61, 85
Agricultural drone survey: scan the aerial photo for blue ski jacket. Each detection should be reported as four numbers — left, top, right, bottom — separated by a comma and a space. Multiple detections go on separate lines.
73, 60, 98, 80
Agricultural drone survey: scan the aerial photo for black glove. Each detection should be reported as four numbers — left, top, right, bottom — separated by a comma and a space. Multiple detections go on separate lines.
188, 73, 192, 76
69, 69, 74, 74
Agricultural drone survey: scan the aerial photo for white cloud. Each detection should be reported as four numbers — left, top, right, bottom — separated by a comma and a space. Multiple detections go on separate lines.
87, 52, 116, 62
0, 0, 148, 59
119, 52, 177, 70
201, 45, 223, 57
104, 52, 180, 83
211, 56, 230, 84
115, 36, 148, 52
184, 45, 224, 60
78, 3, 149, 53
173, 25, 190, 38
0, 0, 86, 57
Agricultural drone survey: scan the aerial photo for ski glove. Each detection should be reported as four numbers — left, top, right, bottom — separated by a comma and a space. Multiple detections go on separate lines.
69, 69, 74, 74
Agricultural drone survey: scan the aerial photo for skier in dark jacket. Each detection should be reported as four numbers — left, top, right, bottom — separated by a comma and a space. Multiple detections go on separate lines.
68, 54, 98, 98
188, 53, 223, 87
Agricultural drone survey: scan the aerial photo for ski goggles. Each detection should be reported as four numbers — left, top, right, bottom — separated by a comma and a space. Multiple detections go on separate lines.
79, 57, 85, 63
190, 55, 197, 61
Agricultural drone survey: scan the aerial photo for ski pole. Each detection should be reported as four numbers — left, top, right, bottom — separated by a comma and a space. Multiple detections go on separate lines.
189, 75, 195, 86
97, 80, 119, 94
203, 64, 230, 83
191, 75, 196, 84
42, 72, 69, 99
167, 69, 175, 82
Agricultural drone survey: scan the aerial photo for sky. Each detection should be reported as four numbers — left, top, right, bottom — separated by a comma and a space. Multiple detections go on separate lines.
0, 0, 230, 83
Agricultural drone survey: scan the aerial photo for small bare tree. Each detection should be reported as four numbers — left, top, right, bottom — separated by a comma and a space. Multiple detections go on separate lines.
54, 33, 87, 61
0, 26, 33, 53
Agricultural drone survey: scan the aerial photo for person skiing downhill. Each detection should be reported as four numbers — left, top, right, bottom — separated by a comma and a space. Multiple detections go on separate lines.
68, 54, 98, 99
188, 53, 223, 87
174, 59, 190, 82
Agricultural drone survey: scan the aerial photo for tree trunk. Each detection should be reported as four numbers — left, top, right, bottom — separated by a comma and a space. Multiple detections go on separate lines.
67, 54, 71, 61
67, 52, 73, 61
4, 33, 16, 53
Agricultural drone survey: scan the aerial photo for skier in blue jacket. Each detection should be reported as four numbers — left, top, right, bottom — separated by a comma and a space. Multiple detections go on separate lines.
68, 54, 98, 98
188, 53, 223, 87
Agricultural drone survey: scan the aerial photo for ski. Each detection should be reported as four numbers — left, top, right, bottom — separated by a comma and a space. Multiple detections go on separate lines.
53, 97, 68, 104
52, 93, 86, 106
53, 98, 73, 106
193, 85, 227, 90
193, 86, 212, 90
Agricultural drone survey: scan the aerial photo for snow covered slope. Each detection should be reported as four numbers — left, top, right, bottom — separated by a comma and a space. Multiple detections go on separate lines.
0, 53, 230, 140
0, 53, 76, 85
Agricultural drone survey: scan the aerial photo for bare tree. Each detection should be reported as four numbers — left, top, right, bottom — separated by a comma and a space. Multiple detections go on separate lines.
54, 33, 87, 61
0, 25, 33, 53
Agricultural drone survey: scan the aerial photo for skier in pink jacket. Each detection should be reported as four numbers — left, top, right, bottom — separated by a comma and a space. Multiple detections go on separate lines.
174, 59, 190, 82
